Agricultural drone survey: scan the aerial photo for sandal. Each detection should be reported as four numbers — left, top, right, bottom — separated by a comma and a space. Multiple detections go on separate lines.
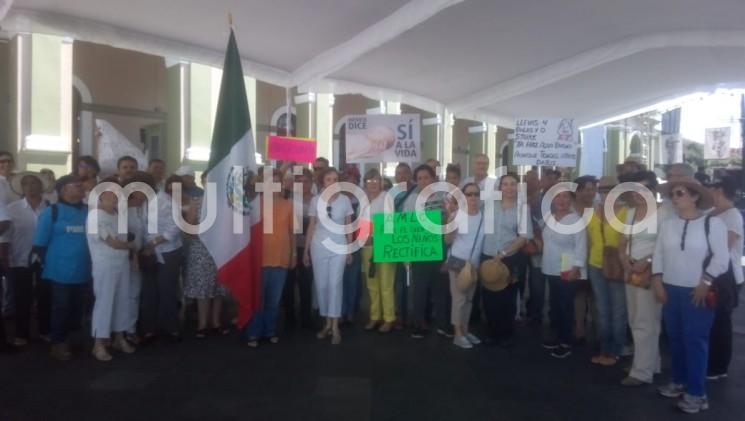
246, 337, 259, 348
269, 336, 280, 344
316, 327, 331, 339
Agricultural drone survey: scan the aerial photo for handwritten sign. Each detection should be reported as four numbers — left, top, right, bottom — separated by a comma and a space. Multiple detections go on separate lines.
704, 127, 731, 160
512, 118, 578, 167
346, 114, 421, 163
266, 135, 317, 163
372, 210, 443, 263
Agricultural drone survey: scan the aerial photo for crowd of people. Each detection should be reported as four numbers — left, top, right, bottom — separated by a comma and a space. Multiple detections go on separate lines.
0, 149, 742, 414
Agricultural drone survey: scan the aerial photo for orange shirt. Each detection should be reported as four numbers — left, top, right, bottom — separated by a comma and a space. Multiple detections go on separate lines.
262, 196, 294, 268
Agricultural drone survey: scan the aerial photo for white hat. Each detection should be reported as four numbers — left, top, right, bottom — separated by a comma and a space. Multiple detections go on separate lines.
174, 166, 195, 177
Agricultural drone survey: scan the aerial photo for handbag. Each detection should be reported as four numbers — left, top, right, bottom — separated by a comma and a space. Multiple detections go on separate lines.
446, 213, 483, 291
600, 217, 624, 282
624, 212, 651, 289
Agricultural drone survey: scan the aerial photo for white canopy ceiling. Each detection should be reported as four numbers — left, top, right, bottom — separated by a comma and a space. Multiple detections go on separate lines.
2, 0, 745, 127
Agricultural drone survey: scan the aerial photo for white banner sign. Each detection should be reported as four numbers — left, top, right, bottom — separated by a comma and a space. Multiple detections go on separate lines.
512, 118, 578, 167
346, 114, 421, 163
704, 127, 731, 160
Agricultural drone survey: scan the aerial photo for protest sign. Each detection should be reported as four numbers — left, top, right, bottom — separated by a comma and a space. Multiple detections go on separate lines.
512, 118, 578, 167
346, 114, 420, 163
266, 135, 317, 163
372, 210, 443, 263
704, 127, 731, 160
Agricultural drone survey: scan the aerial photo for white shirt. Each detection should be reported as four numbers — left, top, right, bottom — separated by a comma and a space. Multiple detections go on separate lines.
652, 215, 730, 288
541, 212, 588, 278
714, 208, 744, 284
0, 175, 20, 207
7, 198, 47, 267
148, 190, 183, 263
87, 208, 129, 265
460, 176, 497, 191
0, 201, 11, 244
624, 206, 664, 261
449, 210, 485, 265
308, 194, 353, 252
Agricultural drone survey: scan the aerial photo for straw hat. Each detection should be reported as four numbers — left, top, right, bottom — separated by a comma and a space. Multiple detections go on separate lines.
479, 258, 511, 292
9, 171, 51, 196
658, 176, 713, 209
597, 176, 618, 192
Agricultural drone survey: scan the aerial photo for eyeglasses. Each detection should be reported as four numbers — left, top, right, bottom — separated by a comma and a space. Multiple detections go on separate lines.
365, 178, 380, 184
464, 192, 480, 197
326, 206, 333, 219
669, 189, 689, 199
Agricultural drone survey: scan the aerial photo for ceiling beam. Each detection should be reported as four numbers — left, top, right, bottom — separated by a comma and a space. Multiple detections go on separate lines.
289, 0, 464, 87
448, 30, 745, 115
1, 8, 291, 86
0, 0, 13, 21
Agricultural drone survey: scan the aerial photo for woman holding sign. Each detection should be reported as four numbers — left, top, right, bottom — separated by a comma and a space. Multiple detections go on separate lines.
541, 189, 587, 359
304, 168, 354, 345
360, 169, 396, 333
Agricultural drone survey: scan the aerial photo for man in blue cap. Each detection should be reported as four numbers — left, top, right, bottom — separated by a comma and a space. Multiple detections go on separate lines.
32, 174, 91, 361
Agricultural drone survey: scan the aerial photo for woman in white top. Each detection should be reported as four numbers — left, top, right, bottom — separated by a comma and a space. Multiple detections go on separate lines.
541, 190, 587, 359
87, 178, 137, 361
705, 176, 743, 379
141, 174, 184, 343
653, 177, 729, 414
618, 171, 665, 386
304, 168, 353, 345
445, 182, 484, 349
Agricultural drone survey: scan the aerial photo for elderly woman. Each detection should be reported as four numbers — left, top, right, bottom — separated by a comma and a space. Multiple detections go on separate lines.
653, 176, 729, 414
360, 169, 396, 333
619, 171, 666, 387
304, 168, 354, 345
541, 189, 587, 359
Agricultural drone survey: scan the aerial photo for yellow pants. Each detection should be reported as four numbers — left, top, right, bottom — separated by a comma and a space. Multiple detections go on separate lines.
362, 246, 396, 323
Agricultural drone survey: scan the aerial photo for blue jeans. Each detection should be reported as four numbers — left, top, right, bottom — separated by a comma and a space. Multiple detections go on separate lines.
245, 267, 288, 339
663, 284, 715, 397
342, 251, 362, 318
547, 275, 576, 345
588, 267, 627, 356
50, 282, 86, 344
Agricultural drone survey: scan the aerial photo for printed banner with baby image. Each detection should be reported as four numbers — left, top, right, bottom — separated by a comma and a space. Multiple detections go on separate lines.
345, 114, 421, 163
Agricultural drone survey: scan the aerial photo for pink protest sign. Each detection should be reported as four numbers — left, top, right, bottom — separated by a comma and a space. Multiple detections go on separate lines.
266, 135, 317, 163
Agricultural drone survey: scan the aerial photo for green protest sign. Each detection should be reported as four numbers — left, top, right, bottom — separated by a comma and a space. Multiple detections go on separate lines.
372, 210, 443, 263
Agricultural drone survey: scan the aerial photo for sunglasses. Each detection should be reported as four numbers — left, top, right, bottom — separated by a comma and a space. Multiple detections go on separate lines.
464, 192, 480, 197
669, 189, 689, 199
326, 205, 333, 219
365, 178, 380, 184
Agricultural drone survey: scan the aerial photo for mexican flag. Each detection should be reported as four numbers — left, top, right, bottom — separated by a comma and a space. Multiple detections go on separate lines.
200, 29, 262, 328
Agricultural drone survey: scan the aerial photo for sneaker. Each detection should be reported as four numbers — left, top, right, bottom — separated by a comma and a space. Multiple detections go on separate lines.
620, 376, 647, 387
677, 394, 709, 414
550, 345, 572, 359
410, 328, 426, 339
542, 340, 561, 350
453, 336, 473, 349
706, 372, 728, 381
657, 382, 685, 398
436, 328, 454, 338
465, 333, 481, 345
